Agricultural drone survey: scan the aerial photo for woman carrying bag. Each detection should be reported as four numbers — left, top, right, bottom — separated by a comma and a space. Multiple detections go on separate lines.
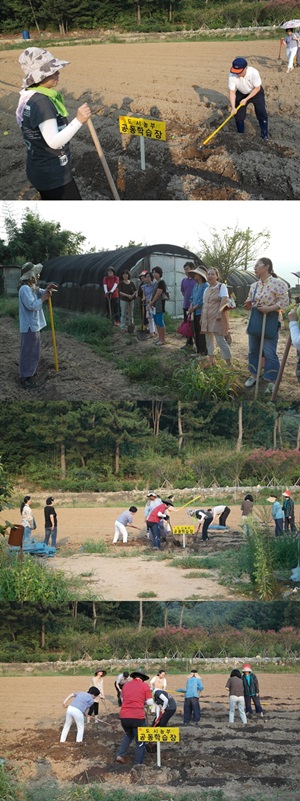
244, 258, 289, 393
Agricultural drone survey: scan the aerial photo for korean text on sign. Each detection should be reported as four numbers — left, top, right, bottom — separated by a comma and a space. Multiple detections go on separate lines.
137, 726, 180, 742
119, 116, 166, 141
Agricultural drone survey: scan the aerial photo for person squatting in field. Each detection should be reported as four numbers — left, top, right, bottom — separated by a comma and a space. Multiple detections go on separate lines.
228, 57, 268, 140
225, 669, 247, 725
116, 670, 153, 766
60, 687, 100, 742
112, 506, 139, 544
16, 48, 91, 199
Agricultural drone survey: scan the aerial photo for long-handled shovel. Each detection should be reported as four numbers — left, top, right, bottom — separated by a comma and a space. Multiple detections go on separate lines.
201, 103, 243, 146
137, 288, 148, 341
48, 295, 59, 372
254, 313, 266, 399
87, 118, 121, 201
271, 334, 291, 403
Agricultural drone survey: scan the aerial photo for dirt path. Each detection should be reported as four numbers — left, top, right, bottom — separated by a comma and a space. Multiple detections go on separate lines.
1, 313, 298, 400
1, 41, 300, 200
1, 674, 299, 799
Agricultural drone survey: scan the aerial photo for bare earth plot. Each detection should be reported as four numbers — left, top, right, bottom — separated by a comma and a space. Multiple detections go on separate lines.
1, 41, 300, 200
3, 504, 299, 601
0, 674, 299, 799
0, 314, 298, 401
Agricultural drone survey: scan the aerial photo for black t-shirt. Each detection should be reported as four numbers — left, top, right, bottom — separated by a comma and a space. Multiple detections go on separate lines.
118, 281, 136, 300
21, 93, 73, 190
44, 505, 57, 527
151, 279, 168, 313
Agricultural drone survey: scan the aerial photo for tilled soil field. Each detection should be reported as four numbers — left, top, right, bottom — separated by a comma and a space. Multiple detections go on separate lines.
1, 41, 300, 200
1, 674, 299, 800
1, 313, 298, 401
2, 503, 299, 601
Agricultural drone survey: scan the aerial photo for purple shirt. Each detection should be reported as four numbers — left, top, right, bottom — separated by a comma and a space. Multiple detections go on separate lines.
181, 276, 197, 309
117, 511, 133, 526
70, 692, 95, 713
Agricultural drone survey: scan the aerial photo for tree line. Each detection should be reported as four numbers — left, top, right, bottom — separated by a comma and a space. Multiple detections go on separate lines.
0, 402, 299, 492
0, 0, 295, 35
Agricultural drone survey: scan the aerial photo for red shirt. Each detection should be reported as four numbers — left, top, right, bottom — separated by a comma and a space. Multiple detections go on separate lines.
120, 678, 152, 719
147, 503, 168, 524
103, 275, 119, 298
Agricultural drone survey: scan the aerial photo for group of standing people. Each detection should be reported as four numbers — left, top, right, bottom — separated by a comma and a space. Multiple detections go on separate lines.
59, 662, 264, 763
268, 490, 297, 536
20, 495, 58, 547
103, 266, 169, 345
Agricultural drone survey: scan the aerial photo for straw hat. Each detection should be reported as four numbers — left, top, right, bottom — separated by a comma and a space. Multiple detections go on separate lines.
188, 267, 207, 280
20, 262, 43, 282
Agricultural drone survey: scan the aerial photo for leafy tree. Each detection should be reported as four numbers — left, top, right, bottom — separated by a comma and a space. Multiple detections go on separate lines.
0, 208, 86, 266
197, 225, 271, 283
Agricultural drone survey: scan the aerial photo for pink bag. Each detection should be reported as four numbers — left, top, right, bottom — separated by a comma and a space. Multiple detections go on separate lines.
177, 318, 194, 338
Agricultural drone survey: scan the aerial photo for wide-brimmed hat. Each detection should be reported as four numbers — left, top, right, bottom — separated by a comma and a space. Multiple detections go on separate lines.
242, 664, 252, 672
230, 57, 248, 74
20, 262, 43, 282
147, 491, 157, 497
130, 670, 149, 681
282, 490, 291, 497
94, 668, 107, 676
19, 47, 70, 88
188, 267, 207, 280
267, 496, 277, 502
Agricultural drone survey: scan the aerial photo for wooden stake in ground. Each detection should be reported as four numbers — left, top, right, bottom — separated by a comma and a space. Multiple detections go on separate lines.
271, 334, 292, 403
87, 119, 121, 200
48, 296, 59, 372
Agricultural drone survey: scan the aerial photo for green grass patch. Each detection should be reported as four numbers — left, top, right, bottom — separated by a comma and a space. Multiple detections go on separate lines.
183, 571, 214, 579
168, 555, 223, 570
137, 591, 158, 598
81, 540, 109, 555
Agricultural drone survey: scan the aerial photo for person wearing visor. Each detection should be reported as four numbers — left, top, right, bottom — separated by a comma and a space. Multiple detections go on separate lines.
16, 47, 91, 199
228, 57, 268, 140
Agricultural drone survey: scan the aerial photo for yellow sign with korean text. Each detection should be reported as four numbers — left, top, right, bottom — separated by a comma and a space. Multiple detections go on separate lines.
138, 726, 180, 742
119, 115, 166, 141
173, 526, 195, 535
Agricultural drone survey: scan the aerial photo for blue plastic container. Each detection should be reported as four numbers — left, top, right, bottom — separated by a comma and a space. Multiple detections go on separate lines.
22, 30, 30, 40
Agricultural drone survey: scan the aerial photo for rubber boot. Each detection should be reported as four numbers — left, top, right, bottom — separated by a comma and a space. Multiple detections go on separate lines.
235, 119, 245, 134
259, 119, 268, 140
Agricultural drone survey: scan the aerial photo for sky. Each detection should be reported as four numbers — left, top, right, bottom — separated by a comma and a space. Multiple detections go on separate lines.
0, 200, 299, 284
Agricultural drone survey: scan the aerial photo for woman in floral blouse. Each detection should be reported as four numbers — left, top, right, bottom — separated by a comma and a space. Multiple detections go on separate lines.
244, 258, 289, 392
